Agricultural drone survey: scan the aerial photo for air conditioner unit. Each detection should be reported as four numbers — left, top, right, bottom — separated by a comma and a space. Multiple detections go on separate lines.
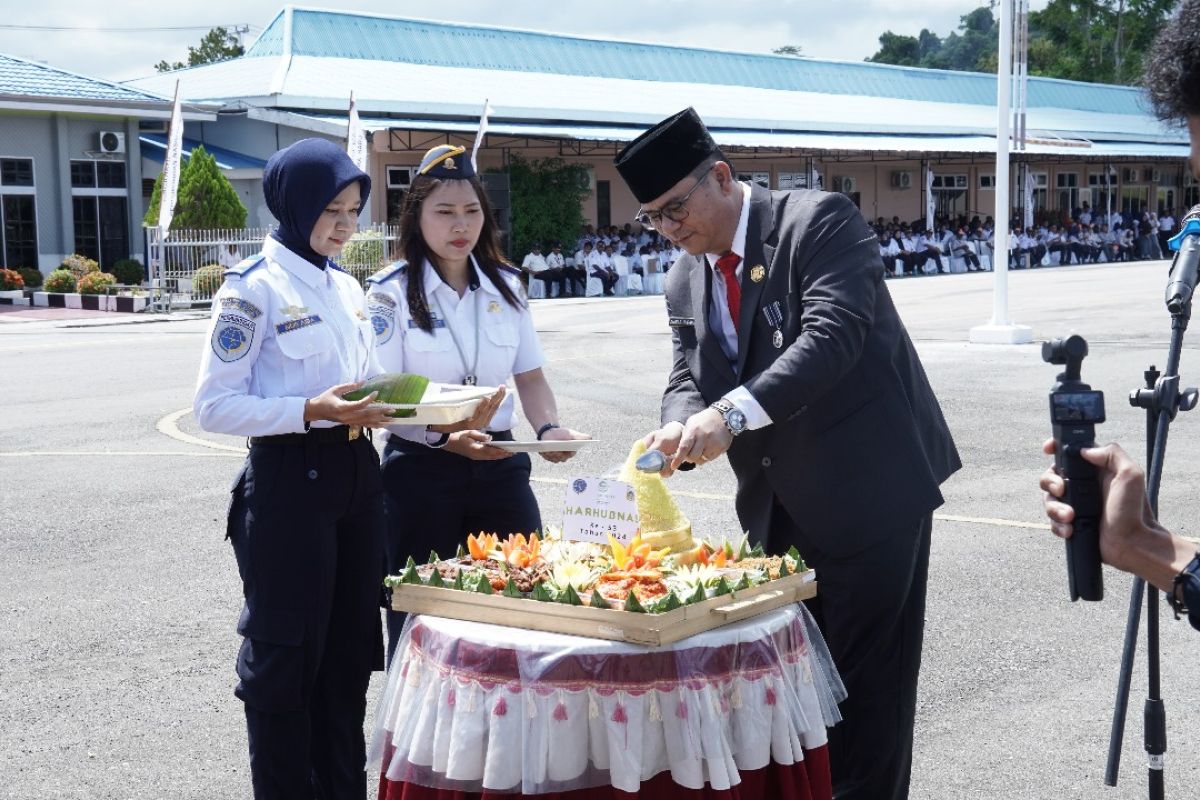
98, 131, 125, 155
833, 176, 857, 194
890, 171, 913, 190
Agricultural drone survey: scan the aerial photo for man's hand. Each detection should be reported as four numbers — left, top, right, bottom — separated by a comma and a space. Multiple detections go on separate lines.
641, 421, 685, 477
670, 408, 733, 472
1039, 438, 1164, 579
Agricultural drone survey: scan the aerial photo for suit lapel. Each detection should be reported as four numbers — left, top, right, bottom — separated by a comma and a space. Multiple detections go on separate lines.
736, 185, 777, 378
689, 254, 737, 384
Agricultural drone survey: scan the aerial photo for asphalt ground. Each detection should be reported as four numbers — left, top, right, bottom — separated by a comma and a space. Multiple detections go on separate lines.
2, 259, 1199, 799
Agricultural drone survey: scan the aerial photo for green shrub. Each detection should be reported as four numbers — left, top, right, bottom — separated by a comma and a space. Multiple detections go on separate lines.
0, 268, 23, 291
59, 254, 100, 282
192, 264, 224, 296
111, 258, 144, 286
43, 269, 77, 293
341, 230, 386, 272
78, 271, 117, 295
16, 267, 42, 288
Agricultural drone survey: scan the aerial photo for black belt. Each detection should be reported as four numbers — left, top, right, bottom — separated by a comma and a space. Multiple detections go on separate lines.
250, 425, 364, 446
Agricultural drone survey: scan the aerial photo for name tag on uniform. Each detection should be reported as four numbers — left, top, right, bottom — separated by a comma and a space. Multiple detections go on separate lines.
408, 318, 447, 329
275, 314, 322, 335
668, 317, 695, 328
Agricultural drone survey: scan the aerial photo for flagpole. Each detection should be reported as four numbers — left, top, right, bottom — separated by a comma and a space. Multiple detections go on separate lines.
152, 80, 183, 313
970, 0, 1032, 345
345, 90, 373, 224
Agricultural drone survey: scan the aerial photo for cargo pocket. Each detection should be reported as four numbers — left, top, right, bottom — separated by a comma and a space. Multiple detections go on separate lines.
234, 602, 308, 713
484, 321, 519, 350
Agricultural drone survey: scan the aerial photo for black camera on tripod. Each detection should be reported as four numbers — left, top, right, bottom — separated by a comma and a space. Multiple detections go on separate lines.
1043, 335, 1105, 602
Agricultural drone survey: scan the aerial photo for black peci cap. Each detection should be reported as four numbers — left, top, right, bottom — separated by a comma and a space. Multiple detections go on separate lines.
417, 144, 475, 180
613, 107, 723, 204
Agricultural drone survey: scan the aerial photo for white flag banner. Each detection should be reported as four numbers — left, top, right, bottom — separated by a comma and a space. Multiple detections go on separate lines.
158, 81, 184, 236
1023, 169, 1035, 229
925, 165, 935, 232
346, 92, 369, 173
471, 99, 494, 171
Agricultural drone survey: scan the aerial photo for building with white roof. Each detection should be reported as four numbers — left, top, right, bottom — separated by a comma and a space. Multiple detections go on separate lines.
125, 6, 1191, 238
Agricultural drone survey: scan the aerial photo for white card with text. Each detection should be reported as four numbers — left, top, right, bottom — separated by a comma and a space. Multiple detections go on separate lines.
562, 477, 639, 545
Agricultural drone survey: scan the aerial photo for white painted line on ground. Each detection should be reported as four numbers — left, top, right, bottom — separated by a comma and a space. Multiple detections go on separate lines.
0, 450, 242, 457
157, 408, 246, 453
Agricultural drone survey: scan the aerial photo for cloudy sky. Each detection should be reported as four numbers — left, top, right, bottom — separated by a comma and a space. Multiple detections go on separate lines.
1, 0, 1048, 84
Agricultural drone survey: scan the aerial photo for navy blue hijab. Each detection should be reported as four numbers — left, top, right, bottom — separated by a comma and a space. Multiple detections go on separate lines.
263, 138, 372, 268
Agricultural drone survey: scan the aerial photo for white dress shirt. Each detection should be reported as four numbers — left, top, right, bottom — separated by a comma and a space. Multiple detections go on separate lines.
702, 181, 771, 431
545, 251, 565, 270
367, 255, 544, 445
522, 252, 549, 273
194, 235, 381, 437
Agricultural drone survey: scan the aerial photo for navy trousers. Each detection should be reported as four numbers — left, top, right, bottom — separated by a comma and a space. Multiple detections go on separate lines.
227, 435, 385, 800
380, 431, 542, 658
768, 506, 932, 800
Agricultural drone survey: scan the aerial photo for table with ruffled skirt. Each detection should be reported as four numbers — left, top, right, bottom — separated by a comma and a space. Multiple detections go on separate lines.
369, 604, 845, 799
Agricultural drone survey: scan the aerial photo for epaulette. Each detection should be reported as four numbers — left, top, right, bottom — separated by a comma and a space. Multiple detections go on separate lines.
367, 260, 408, 285
326, 260, 348, 274
223, 254, 266, 278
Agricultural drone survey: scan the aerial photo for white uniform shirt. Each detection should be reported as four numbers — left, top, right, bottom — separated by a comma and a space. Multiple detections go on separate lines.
217, 246, 242, 269
522, 252, 549, 273
194, 236, 381, 437
545, 251, 565, 270
367, 256, 544, 444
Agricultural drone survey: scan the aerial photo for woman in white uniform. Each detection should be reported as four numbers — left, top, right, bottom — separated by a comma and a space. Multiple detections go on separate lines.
367, 144, 589, 654
193, 138, 392, 800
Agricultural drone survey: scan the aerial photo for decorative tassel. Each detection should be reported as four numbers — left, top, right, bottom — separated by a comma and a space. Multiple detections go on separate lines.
447, 687, 457, 708
553, 701, 569, 721
465, 684, 477, 713
731, 682, 744, 710
612, 703, 628, 724
676, 697, 689, 719
588, 692, 600, 720
527, 694, 537, 719
649, 692, 662, 722
803, 660, 814, 685
493, 696, 508, 716
719, 696, 731, 715
765, 686, 777, 707
405, 661, 421, 687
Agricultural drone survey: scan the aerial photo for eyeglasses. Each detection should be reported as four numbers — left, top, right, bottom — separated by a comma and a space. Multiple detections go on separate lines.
634, 163, 716, 229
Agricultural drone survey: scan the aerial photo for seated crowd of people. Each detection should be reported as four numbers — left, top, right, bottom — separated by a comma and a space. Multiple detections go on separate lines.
874, 203, 1180, 277
519, 224, 685, 297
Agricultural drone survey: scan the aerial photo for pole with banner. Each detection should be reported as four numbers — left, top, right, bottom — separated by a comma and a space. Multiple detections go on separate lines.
345, 91, 372, 224
970, 0, 1032, 344
1023, 166, 1035, 230
151, 80, 183, 312
925, 163, 935, 233
471, 98, 494, 172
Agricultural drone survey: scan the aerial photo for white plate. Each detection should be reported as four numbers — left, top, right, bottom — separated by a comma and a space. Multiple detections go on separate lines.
486, 439, 596, 453
374, 382, 500, 425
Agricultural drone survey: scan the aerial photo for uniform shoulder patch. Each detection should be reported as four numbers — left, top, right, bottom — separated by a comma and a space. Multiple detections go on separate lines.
326, 260, 348, 274
223, 255, 266, 279
367, 261, 407, 285
497, 263, 523, 279
211, 311, 256, 362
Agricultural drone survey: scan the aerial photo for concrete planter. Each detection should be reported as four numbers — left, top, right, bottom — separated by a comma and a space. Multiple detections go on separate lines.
110, 294, 149, 313
33, 292, 82, 308
80, 293, 105, 310
0, 289, 29, 306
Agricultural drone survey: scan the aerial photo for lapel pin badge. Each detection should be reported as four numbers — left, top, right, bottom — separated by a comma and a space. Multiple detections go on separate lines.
773, 329, 784, 349
750, 265, 766, 283
488, 300, 501, 313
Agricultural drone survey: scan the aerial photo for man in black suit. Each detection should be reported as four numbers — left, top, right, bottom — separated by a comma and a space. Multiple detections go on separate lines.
615, 108, 960, 800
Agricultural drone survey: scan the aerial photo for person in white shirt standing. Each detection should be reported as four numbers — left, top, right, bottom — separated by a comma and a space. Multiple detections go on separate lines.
365, 144, 590, 656
1159, 211, 1177, 256
194, 138, 393, 800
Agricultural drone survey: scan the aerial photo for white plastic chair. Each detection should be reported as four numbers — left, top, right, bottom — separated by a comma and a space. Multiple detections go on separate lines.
527, 277, 546, 299
584, 276, 604, 297
893, 258, 905, 277
643, 257, 664, 293
614, 256, 643, 297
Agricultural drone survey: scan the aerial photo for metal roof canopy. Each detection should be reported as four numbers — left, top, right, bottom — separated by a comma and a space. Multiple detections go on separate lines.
255, 109, 1190, 161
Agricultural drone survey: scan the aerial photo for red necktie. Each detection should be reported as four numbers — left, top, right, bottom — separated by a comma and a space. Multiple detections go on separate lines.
715, 253, 742, 332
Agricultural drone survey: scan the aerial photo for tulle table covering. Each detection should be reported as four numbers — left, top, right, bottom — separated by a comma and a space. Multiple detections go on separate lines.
370, 605, 845, 798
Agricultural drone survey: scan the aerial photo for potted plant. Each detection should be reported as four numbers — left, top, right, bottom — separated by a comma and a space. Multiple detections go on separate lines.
35, 268, 80, 308
77, 271, 117, 310
0, 267, 27, 305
